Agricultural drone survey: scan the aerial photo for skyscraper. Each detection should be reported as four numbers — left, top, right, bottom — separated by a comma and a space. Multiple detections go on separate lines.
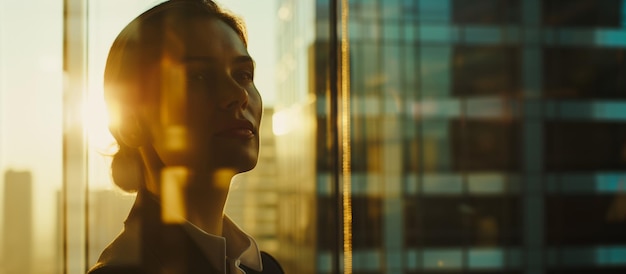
86, 189, 135, 266
274, 0, 626, 273
3, 170, 33, 274
226, 108, 281, 255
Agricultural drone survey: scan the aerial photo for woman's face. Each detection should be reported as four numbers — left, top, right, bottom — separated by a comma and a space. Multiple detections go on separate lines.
142, 16, 262, 174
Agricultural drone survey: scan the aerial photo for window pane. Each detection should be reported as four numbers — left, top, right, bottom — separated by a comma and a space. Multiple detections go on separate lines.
544, 121, 626, 171
453, 46, 522, 97
546, 195, 626, 245
453, 0, 521, 25
450, 119, 521, 172
5, 0, 625, 273
346, 0, 626, 273
85, 0, 166, 268
543, 48, 626, 99
0, 0, 63, 273
543, 0, 623, 28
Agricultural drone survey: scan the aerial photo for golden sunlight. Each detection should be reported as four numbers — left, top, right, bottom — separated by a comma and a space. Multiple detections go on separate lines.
85, 87, 116, 153
161, 166, 190, 224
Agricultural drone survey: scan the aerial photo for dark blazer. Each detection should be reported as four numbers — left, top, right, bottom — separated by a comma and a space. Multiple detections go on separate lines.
88, 191, 284, 274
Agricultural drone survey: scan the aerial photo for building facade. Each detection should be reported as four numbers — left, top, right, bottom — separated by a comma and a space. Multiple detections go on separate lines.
275, 0, 626, 273
3, 170, 33, 274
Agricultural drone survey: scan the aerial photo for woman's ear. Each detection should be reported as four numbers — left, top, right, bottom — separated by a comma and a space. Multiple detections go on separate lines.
117, 112, 149, 148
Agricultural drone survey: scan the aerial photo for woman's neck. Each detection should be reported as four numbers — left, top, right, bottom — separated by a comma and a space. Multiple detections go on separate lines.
183, 178, 230, 236
139, 146, 233, 236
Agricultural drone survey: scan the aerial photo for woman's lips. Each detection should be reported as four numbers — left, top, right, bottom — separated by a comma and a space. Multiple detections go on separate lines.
215, 119, 256, 139
216, 128, 255, 139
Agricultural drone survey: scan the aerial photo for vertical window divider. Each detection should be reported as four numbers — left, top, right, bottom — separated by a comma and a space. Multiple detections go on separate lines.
63, 0, 89, 272
329, 0, 342, 273
330, 0, 353, 272
340, 0, 353, 274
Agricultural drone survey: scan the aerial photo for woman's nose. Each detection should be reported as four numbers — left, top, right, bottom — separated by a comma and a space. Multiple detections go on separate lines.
218, 78, 249, 111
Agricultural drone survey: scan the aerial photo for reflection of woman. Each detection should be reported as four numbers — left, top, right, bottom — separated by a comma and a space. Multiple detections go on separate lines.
88, 0, 283, 273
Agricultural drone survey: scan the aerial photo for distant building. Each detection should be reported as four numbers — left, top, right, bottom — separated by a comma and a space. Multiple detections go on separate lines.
275, 0, 626, 273
226, 108, 281, 255
86, 189, 135, 266
55, 187, 135, 269
3, 170, 33, 274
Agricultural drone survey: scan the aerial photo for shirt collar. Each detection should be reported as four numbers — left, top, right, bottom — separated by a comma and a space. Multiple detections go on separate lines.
182, 215, 263, 273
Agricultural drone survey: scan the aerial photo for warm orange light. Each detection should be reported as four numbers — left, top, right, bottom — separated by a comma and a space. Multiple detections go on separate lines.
272, 109, 293, 136
340, 0, 352, 273
214, 168, 237, 189
85, 87, 116, 153
161, 166, 190, 224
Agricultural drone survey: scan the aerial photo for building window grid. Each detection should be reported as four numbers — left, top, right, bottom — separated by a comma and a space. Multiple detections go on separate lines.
404, 1, 520, 270
543, 3, 626, 269
370, 0, 626, 272
280, 0, 626, 269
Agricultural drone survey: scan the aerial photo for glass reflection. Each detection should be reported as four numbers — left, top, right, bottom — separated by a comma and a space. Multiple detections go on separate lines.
1, 0, 625, 273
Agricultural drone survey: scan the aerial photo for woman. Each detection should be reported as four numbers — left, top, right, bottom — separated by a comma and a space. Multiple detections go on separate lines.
88, 0, 284, 273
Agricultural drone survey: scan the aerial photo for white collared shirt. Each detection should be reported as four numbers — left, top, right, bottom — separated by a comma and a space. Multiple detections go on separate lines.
182, 216, 263, 274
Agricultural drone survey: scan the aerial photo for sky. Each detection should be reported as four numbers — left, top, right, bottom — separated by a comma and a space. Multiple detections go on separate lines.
0, 0, 276, 270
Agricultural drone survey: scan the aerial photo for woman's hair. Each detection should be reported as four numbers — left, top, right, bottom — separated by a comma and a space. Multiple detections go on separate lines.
105, 0, 247, 192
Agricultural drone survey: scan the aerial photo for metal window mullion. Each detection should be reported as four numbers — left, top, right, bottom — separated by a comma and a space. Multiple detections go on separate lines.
63, 0, 88, 273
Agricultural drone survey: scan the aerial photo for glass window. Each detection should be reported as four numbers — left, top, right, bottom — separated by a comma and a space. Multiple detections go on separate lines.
544, 121, 626, 171
382, 0, 401, 19
418, 0, 452, 23
3, 0, 626, 273
84, 1, 161, 268
352, 196, 383, 249
547, 268, 626, 274
453, 46, 522, 97
453, 0, 521, 25
450, 119, 521, 172
546, 195, 626, 245
543, 0, 623, 28
406, 196, 521, 247
0, 0, 63, 273
543, 48, 626, 99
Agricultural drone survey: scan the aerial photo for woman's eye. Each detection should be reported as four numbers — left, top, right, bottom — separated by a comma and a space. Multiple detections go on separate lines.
187, 73, 207, 82
234, 71, 253, 82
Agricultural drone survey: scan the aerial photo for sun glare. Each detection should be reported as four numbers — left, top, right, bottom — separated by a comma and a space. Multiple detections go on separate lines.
85, 87, 116, 153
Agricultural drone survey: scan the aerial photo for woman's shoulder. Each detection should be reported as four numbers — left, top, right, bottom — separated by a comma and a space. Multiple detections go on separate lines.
88, 223, 146, 273
242, 251, 284, 274
87, 264, 145, 274
89, 252, 284, 274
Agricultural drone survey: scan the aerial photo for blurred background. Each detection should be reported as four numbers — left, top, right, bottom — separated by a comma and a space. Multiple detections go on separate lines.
1, 0, 626, 273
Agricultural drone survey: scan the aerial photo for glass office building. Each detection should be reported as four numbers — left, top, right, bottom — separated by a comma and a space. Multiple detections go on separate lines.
274, 0, 626, 273
1, 0, 626, 273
